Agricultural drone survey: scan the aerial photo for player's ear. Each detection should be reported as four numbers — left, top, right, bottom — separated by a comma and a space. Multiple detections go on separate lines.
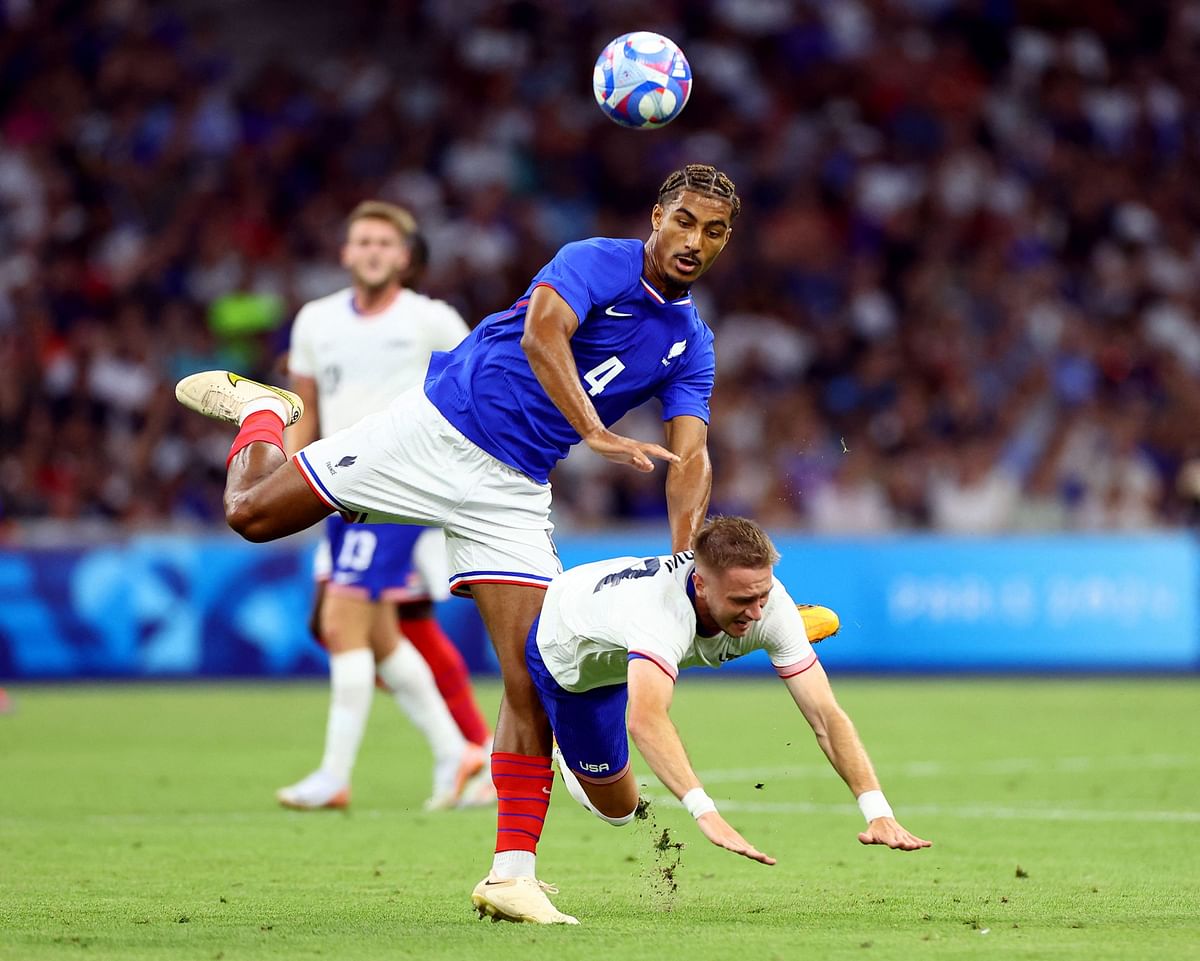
339, 242, 353, 270
651, 203, 664, 231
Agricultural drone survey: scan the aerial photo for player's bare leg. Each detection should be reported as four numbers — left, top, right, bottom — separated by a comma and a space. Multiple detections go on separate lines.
224, 445, 331, 542
470, 583, 552, 757
552, 750, 638, 824
469, 582, 576, 924
176, 371, 332, 542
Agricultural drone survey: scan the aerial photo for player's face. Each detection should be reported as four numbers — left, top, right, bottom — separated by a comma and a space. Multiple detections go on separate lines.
341, 217, 411, 291
650, 191, 734, 288
693, 564, 773, 637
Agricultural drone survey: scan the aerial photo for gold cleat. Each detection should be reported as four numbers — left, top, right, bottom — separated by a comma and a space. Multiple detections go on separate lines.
797, 604, 840, 643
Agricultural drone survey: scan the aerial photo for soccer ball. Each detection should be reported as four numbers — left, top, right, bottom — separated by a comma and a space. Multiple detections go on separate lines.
592, 32, 692, 130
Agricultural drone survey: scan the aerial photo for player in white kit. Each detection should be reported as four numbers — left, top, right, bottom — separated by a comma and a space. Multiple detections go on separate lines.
276, 201, 491, 811
527, 515, 930, 889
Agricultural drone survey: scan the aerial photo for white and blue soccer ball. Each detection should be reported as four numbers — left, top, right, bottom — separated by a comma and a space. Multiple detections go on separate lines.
592, 32, 692, 130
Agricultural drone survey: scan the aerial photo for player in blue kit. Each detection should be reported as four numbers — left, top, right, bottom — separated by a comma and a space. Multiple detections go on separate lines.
174, 163, 739, 924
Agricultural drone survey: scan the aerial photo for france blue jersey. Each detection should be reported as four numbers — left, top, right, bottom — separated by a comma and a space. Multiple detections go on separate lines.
423, 237, 716, 484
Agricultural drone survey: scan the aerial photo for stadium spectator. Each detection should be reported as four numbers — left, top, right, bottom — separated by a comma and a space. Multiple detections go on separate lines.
4, 0, 1200, 536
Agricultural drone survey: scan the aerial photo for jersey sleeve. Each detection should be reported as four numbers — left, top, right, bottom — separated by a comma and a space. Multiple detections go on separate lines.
431, 300, 471, 351
624, 610, 691, 683
286, 305, 318, 378
658, 326, 715, 423
529, 238, 640, 327
759, 580, 819, 678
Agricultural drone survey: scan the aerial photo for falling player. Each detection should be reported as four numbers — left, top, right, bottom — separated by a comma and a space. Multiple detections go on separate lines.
508, 515, 929, 921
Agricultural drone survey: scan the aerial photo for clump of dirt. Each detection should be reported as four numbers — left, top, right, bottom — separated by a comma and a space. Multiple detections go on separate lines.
633, 798, 686, 908
654, 827, 686, 895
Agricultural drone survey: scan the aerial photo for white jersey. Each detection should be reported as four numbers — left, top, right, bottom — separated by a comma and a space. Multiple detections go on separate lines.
535, 551, 818, 692
288, 286, 470, 435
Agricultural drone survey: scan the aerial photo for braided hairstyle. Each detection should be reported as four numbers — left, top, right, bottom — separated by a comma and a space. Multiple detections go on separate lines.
657, 164, 741, 221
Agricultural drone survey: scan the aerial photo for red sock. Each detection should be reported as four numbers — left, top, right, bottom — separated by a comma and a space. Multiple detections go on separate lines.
402, 617, 491, 746
226, 410, 285, 467
492, 753, 553, 854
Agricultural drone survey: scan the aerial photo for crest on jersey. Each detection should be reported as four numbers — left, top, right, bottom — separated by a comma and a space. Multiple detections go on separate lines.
661, 339, 687, 366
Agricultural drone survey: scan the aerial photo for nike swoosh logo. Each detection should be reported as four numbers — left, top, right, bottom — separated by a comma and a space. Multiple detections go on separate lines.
542, 786, 552, 795
226, 373, 302, 424
605, 306, 634, 317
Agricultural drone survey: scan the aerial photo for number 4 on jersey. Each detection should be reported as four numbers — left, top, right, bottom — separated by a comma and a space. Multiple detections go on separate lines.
583, 355, 625, 396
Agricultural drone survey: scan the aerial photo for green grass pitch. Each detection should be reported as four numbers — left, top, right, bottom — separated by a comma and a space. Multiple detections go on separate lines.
2, 678, 1197, 961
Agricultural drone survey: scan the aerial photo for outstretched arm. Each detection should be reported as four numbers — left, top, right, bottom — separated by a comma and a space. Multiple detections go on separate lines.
783, 661, 931, 850
663, 415, 711, 554
627, 658, 775, 865
521, 285, 678, 473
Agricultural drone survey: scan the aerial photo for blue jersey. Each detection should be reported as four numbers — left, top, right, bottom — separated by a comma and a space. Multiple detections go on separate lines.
423, 237, 715, 483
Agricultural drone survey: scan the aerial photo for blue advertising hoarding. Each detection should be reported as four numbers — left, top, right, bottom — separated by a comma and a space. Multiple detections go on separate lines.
1, 532, 1197, 679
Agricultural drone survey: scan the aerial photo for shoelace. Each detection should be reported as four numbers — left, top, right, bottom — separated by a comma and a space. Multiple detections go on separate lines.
536, 880, 560, 895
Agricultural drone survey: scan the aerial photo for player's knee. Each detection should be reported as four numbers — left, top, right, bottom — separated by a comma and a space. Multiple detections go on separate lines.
224, 492, 274, 543
593, 801, 637, 827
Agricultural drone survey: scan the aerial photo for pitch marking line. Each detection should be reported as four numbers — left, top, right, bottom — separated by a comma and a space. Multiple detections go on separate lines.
694, 753, 1196, 785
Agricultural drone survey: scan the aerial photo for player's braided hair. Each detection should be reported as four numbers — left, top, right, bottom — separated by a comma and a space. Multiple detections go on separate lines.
658, 164, 741, 221
693, 516, 780, 571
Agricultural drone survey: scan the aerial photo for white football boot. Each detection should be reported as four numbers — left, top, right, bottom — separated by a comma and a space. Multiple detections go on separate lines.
276, 770, 350, 810
175, 370, 304, 427
471, 875, 579, 924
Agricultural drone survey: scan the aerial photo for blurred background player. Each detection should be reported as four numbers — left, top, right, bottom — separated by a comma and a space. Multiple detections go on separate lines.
277, 200, 492, 812
175, 163, 739, 922
481, 516, 928, 920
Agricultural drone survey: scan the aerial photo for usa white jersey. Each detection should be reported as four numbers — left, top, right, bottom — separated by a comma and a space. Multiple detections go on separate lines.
535, 552, 818, 693
288, 287, 469, 435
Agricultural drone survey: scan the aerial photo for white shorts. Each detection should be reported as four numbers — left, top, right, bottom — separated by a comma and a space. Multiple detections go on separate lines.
294, 387, 561, 598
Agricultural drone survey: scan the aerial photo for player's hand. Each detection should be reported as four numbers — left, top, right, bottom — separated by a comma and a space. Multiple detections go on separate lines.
696, 812, 776, 865
584, 427, 680, 473
858, 817, 932, 851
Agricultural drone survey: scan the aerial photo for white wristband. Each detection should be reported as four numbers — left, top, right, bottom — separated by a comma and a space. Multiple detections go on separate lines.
681, 787, 717, 819
857, 790, 893, 823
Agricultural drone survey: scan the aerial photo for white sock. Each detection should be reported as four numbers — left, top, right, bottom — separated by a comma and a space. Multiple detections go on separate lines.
491, 850, 536, 879
318, 648, 375, 783
376, 642, 467, 793
237, 396, 288, 425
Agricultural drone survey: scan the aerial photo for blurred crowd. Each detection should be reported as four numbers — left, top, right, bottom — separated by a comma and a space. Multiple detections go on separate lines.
4, 0, 1200, 537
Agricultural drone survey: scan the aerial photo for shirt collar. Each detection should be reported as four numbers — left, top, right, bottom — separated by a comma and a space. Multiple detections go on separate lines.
640, 276, 692, 307
687, 566, 720, 637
